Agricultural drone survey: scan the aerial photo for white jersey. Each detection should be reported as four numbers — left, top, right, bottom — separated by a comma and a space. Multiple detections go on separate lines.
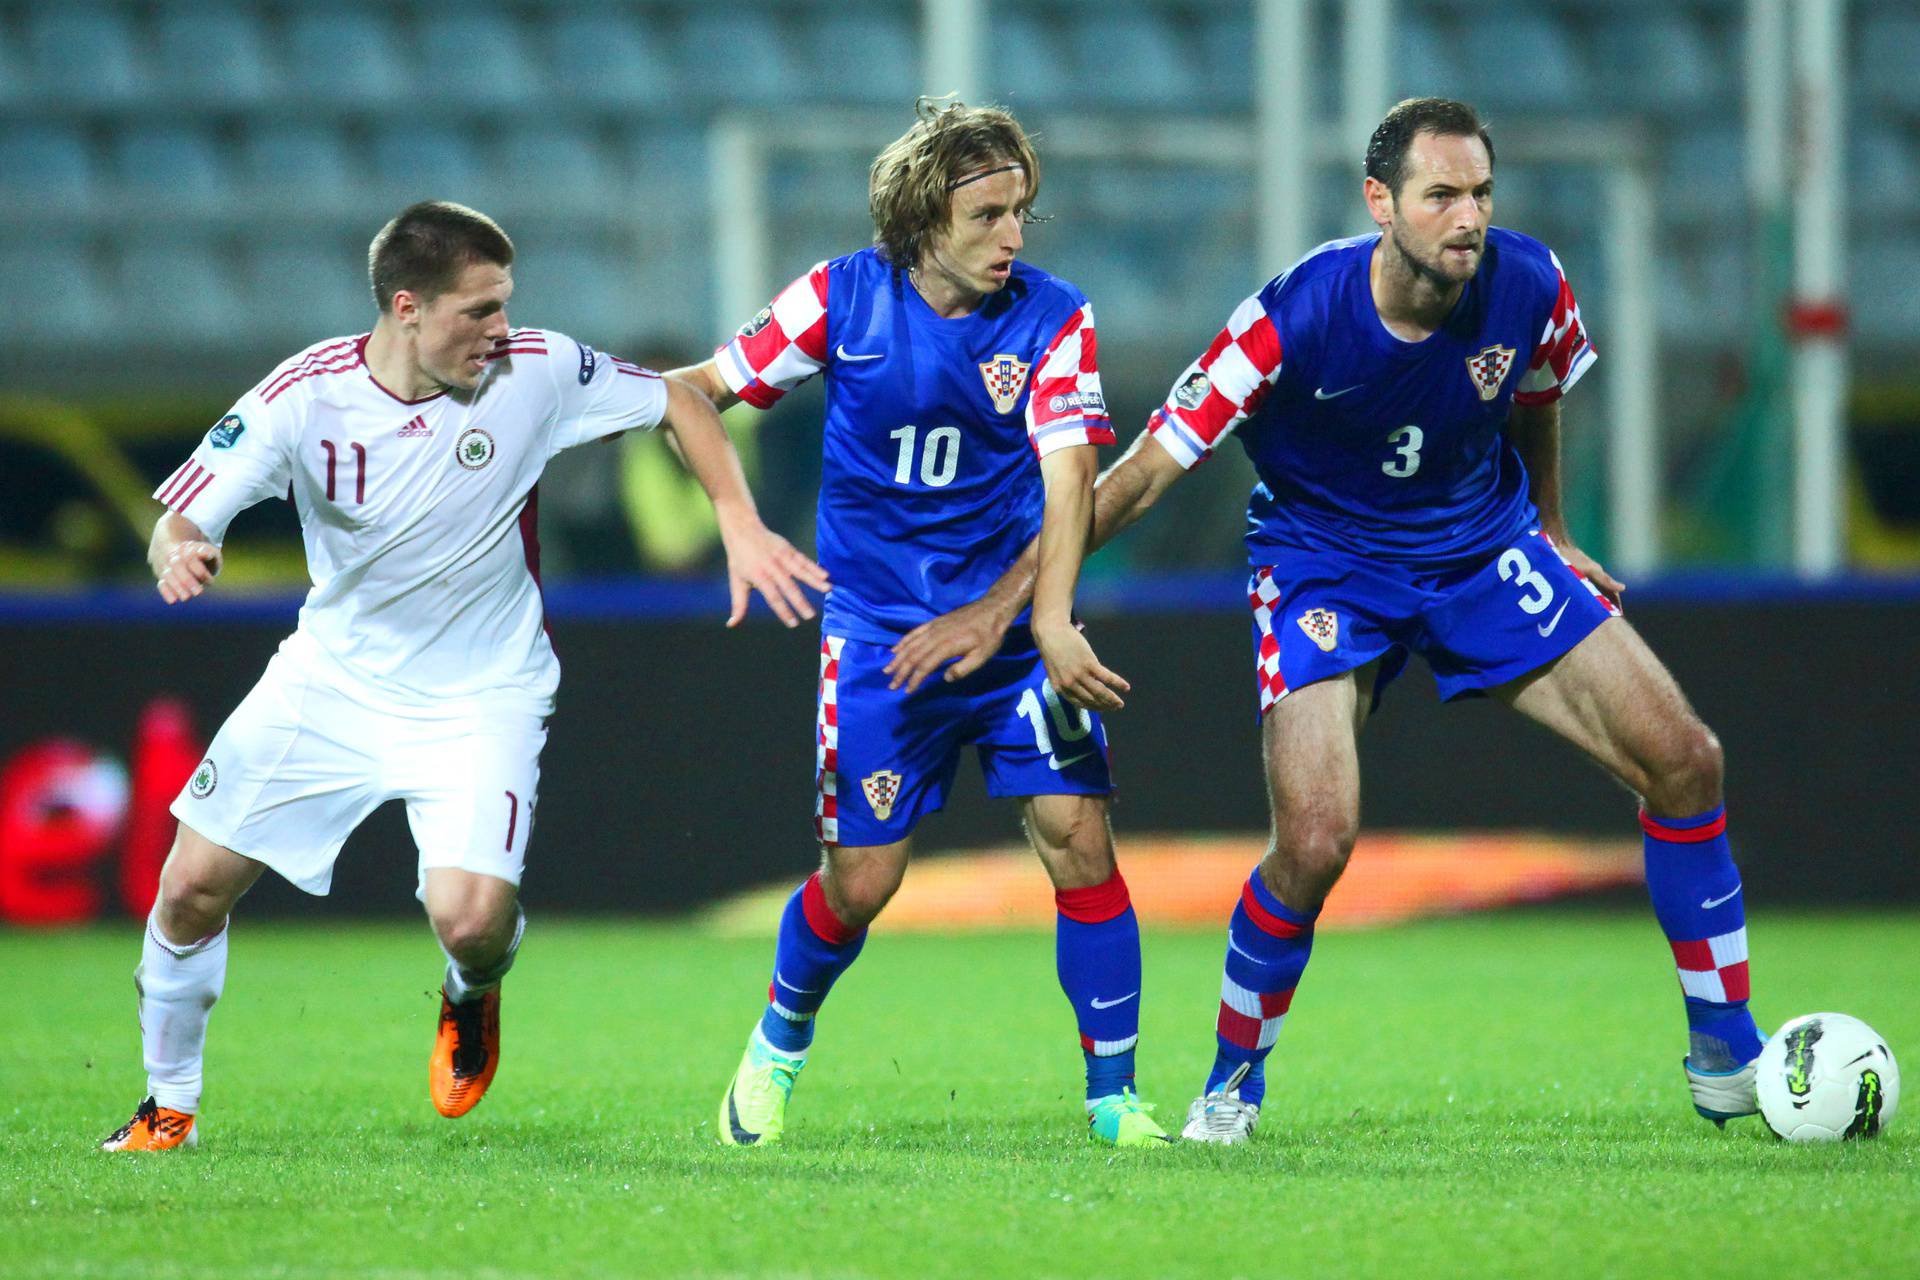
154, 328, 668, 713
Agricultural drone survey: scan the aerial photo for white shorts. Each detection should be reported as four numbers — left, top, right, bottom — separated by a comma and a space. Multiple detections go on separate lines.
173, 648, 547, 896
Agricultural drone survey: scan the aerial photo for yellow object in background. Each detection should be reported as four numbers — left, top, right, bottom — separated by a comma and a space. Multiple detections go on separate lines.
620, 403, 762, 571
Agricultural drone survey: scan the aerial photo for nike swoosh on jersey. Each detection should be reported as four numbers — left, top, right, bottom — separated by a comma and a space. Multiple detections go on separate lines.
1313, 384, 1363, 400
1090, 991, 1138, 1010
835, 344, 884, 362
1700, 885, 1742, 910
1047, 751, 1095, 771
1536, 600, 1571, 637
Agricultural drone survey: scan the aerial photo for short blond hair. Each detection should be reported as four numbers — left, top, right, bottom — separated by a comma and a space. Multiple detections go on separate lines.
868, 97, 1042, 268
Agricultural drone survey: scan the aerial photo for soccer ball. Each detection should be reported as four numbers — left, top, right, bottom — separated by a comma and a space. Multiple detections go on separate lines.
1754, 1013, 1900, 1142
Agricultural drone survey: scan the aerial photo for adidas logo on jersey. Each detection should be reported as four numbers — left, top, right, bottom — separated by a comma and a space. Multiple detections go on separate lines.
397, 415, 433, 438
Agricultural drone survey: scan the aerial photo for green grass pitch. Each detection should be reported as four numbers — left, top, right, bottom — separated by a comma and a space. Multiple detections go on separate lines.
3, 910, 1917, 1279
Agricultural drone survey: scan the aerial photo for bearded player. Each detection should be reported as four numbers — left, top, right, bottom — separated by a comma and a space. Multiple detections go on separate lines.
892, 98, 1765, 1144
101, 201, 826, 1151
673, 100, 1166, 1148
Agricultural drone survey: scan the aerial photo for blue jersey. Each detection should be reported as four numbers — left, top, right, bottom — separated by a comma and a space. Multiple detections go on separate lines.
1147, 228, 1596, 571
717, 249, 1114, 642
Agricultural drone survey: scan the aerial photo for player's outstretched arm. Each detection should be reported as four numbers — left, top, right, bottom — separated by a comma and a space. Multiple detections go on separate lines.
655, 361, 741, 468
1507, 398, 1625, 608
148, 512, 223, 605
1033, 445, 1130, 712
658, 374, 830, 628
885, 430, 1187, 692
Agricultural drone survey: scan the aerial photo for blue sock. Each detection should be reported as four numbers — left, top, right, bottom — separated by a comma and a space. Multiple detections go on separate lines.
1055, 873, 1141, 1101
757, 872, 865, 1055
1641, 806, 1762, 1070
1205, 871, 1316, 1108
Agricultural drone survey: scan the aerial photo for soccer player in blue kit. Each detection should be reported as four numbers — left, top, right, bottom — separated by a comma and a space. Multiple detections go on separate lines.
892, 98, 1767, 1144
673, 100, 1169, 1147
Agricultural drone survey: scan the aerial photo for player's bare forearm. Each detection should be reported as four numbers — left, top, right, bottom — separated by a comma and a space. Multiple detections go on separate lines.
665, 359, 740, 415
1507, 398, 1625, 604
1091, 429, 1187, 551
1032, 447, 1097, 632
149, 511, 222, 604
884, 430, 1181, 694
1033, 446, 1128, 712
977, 430, 1188, 620
1507, 399, 1568, 542
660, 377, 829, 627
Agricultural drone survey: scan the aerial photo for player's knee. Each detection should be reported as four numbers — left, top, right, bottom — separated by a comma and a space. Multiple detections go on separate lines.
822, 862, 900, 929
432, 911, 510, 969
1265, 815, 1355, 907
1648, 720, 1724, 811
155, 862, 235, 938
1027, 808, 1115, 889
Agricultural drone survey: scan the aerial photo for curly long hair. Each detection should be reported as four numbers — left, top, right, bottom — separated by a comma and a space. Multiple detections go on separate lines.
868, 97, 1043, 269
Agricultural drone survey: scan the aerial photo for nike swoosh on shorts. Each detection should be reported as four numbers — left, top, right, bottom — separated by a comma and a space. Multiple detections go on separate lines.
1536, 600, 1571, 637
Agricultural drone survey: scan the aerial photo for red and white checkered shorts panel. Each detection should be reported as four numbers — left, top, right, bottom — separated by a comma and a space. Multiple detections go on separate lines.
1538, 531, 1622, 616
1670, 928, 1750, 1003
814, 635, 844, 845
1249, 569, 1290, 712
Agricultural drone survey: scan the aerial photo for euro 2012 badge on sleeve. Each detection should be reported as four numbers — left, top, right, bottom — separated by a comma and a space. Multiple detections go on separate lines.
188, 758, 218, 799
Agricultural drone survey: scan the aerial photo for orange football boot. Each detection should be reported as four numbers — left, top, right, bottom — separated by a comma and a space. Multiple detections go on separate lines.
430, 987, 501, 1118
100, 1097, 197, 1151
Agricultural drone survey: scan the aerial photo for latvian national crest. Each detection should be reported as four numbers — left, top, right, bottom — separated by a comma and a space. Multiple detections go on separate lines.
978, 353, 1031, 415
861, 769, 903, 821
1465, 344, 1517, 402
1297, 608, 1339, 653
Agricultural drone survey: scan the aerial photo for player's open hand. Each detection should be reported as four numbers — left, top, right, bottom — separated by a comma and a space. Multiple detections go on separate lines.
1557, 539, 1625, 611
720, 520, 830, 628
155, 540, 222, 604
885, 598, 1011, 693
1035, 621, 1130, 713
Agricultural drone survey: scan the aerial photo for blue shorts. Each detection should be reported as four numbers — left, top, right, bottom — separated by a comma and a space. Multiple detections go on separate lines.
814, 630, 1113, 847
1249, 528, 1621, 714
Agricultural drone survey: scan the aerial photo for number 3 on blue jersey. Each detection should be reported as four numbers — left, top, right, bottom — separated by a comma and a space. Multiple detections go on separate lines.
1382, 425, 1424, 478
888, 424, 961, 487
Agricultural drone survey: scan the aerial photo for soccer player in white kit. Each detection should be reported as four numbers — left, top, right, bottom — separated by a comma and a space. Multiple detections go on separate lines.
101, 201, 828, 1150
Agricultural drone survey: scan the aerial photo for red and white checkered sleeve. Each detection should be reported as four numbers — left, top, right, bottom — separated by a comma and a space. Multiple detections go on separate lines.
714, 262, 830, 409
1145, 292, 1285, 469
1024, 303, 1116, 458
150, 390, 293, 545
1513, 250, 1597, 407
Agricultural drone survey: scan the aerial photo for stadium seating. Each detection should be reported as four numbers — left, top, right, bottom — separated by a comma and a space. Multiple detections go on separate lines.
28, 6, 141, 105
1, 125, 93, 197
0, 240, 108, 340
152, 7, 272, 106
0, 0, 1913, 366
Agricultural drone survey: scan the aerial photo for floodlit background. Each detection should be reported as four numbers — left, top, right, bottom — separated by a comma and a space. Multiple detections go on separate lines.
0, 0, 1915, 926
2, 0, 1916, 583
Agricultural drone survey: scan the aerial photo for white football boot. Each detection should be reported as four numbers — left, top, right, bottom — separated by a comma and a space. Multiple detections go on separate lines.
1180, 1062, 1261, 1145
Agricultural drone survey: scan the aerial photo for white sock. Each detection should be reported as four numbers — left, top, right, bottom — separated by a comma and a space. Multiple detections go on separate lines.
136, 910, 229, 1114
442, 907, 524, 1005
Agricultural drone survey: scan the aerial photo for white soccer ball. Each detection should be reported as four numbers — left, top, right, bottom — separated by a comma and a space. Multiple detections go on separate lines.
1754, 1013, 1900, 1142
